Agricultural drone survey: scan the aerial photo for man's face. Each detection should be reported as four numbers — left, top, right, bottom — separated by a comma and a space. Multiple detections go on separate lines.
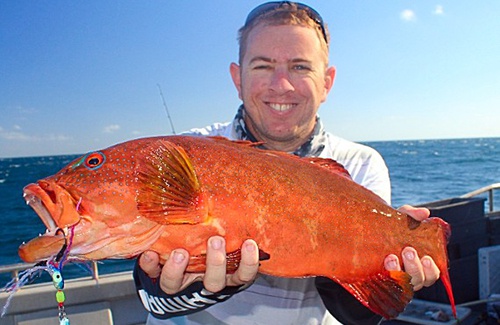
230, 24, 335, 151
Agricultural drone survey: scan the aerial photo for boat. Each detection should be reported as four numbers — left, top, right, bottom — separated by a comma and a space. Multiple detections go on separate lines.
1, 184, 499, 325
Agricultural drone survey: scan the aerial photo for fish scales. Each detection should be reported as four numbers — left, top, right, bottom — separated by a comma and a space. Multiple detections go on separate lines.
18, 135, 456, 319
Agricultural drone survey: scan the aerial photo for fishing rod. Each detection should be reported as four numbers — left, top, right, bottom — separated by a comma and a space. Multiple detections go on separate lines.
157, 83, 177, 135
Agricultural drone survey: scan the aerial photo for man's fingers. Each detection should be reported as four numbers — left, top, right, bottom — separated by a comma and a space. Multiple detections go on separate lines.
421, 255, 440, 287
154, 237, 260, 295
160, 249, 189, 294
228, 239, 260, 286
203, 236, 228, 293
384, 254, 401, 271
139, 251, 162, 278
398, 205, 430, 221
401, 247, 425, 291
385, 248, 440, 292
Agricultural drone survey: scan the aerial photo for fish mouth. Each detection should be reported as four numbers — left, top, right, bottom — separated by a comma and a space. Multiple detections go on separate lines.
19, 181, 81, 262
23, 180, 81, 230
24, 182, 57, 233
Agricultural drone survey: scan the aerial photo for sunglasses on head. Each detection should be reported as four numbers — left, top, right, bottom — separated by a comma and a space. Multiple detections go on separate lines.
244, 1, 328, 44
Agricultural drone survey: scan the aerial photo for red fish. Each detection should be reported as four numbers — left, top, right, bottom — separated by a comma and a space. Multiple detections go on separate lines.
18, 136, 456, 319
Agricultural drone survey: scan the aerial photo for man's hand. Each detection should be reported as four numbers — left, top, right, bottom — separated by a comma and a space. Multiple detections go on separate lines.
139, 205, 441, 295
138, 237, 260, 294
383, 205, 441, 291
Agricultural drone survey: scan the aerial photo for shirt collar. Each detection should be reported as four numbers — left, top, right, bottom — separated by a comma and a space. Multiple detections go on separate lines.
232, 105, 326, 157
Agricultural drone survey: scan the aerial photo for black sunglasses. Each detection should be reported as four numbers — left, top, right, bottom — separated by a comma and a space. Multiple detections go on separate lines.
244, 1, 328, 44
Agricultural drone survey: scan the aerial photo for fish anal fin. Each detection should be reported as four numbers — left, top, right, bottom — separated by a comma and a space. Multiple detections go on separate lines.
136, 139, 204, 225
339, 270, 413, 319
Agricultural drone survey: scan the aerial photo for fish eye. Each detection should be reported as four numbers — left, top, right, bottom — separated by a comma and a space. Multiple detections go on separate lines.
83, 151, 106, 170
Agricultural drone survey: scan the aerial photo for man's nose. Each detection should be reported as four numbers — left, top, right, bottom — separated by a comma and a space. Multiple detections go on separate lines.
269, 69, 294, 94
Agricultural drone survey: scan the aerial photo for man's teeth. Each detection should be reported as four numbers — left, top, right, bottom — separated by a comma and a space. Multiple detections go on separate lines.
269, 103, 294, 112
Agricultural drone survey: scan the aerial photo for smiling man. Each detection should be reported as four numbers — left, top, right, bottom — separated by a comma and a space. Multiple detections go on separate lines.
230, 22, 335, 153
134, 2, 440, 324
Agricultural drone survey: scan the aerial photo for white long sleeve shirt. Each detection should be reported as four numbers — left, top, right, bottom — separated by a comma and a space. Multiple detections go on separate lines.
143, 120, 390, 325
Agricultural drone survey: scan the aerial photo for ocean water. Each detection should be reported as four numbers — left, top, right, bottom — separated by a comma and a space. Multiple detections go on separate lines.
0, 137, 499, 284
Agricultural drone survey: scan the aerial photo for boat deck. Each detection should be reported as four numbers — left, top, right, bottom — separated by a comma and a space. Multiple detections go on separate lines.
0, 271, 147, 325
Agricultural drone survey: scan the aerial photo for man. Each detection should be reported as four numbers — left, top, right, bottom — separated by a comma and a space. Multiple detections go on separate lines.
134, 2, 440, 324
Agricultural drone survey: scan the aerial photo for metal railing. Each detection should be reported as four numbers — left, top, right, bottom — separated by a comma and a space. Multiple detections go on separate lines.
0, 261, 100, 283
461, 182, 500, 213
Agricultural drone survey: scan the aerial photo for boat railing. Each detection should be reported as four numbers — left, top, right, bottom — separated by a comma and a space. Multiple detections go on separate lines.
460, 182, 500, 214
0, 261, 100, 283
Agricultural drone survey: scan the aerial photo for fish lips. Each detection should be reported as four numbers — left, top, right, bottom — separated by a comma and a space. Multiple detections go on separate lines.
20, 181, 81, 262
23, 181, 80, 232
18, 235, 66, 263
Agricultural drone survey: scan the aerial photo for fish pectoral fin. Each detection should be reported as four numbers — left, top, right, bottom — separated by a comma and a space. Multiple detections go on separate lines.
185, 248, 271, 274
226, 248, 271, 273
186, 254, 207, 273
136, 139, 204, 225
339, 270, 413, 320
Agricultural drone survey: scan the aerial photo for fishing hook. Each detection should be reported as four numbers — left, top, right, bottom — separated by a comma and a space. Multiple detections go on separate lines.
55, 228, 68, 263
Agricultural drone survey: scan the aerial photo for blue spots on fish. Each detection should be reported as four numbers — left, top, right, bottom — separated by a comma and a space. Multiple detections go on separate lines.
56, 149, 135, 200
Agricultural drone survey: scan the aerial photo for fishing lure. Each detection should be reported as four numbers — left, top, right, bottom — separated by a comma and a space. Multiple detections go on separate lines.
46, 264, 69, 325
2, 226, 75, 324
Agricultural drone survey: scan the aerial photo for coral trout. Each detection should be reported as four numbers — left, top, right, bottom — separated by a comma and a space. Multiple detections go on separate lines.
18, 136, 455, 319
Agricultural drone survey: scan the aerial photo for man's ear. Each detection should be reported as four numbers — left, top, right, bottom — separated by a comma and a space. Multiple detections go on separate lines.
230, 62, 243, 100
321, 66, 336, 102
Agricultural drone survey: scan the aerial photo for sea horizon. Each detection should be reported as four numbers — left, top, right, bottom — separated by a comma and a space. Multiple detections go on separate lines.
1, 135, 499, 160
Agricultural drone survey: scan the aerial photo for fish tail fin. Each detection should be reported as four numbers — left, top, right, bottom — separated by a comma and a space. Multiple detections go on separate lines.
338, 270, 413, 319
431, 217, 457, 318
339, 218, 457, 320
440, 269, 457, 318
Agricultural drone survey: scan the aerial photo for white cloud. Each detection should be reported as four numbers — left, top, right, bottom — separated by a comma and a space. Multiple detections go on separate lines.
13, 124, 22, 130
0, 130, 31, 141
0, 128, 71, 142
132, 130, 141, 135
45, 134, 72, 141
103, 124, 121, 133
433, 5, 444, 15
401, 9, 416, 22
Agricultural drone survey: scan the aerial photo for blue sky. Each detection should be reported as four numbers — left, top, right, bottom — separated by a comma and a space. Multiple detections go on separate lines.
1, 1, 499, 158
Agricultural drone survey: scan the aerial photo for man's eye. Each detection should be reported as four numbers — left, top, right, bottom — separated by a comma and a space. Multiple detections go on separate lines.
254, 65, 272, 70
293, 65, 311, 71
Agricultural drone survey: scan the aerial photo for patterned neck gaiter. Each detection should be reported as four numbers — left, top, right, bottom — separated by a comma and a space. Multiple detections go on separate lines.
232, 105, 327, 157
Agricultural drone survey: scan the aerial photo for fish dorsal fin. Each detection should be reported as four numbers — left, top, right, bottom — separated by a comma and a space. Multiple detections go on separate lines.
208, 136, 264, 147
338, 270, 413, 319
208, 136, 351, 179
136, 139, 204, 225
305, 157, 351, 179
266, 152, 352, 179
